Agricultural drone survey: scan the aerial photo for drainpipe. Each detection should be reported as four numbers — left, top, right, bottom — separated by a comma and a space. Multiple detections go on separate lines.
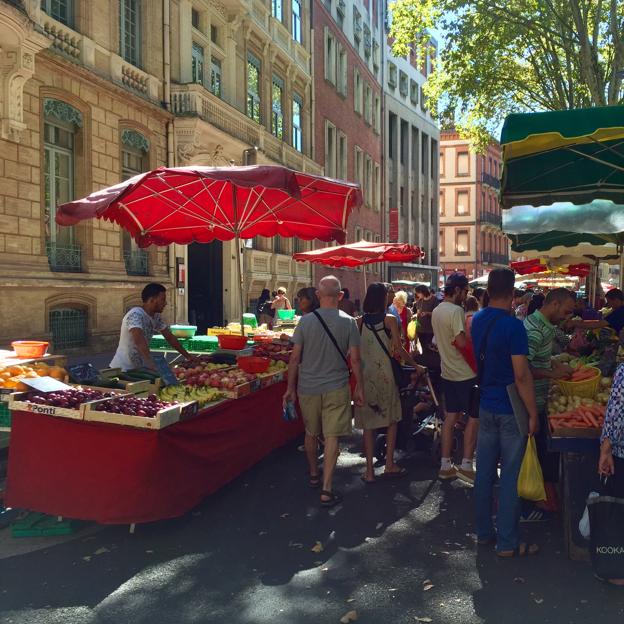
163, 0, 180, 320
310, 0, 316, 164
379, 1, 387, 275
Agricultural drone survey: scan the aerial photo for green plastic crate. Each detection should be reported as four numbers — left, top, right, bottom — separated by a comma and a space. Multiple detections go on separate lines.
188, 335, 219, 352
11, 512, 75, 537
0, 402, 10, 429
149, 335, 168, 350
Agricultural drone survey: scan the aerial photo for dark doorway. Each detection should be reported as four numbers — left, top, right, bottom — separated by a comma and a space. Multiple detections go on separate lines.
188, 242, 223, 333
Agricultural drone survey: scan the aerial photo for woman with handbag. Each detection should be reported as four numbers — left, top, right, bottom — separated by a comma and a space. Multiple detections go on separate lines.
596, 362, 624, 585
355, 282, 424, 483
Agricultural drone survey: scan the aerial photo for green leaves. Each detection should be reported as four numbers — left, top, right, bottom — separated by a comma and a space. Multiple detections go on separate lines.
389, 0, 624, 151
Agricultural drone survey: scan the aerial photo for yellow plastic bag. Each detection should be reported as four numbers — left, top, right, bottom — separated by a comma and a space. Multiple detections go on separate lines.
517, 436, 546, 501
407, 319, 418, 341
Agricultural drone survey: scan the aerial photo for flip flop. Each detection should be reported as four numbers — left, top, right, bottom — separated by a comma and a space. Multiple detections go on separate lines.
320, 490, 343, 508
360, 475, 376, 484
381, 467, 408, 479
497, 543, 540, 558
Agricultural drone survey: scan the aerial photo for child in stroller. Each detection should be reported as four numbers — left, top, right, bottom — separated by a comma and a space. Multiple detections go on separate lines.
374, 367, 442, 461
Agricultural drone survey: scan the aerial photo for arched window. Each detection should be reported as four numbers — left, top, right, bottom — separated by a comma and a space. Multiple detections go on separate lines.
121, 129, 150, 275
43, 98, 83, 272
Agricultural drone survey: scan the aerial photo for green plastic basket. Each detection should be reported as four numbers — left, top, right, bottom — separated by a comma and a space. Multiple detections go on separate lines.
11, 512, 75, 537
188, 335, 219, 352
0, 402, 10, 429
277, 309, 296, 321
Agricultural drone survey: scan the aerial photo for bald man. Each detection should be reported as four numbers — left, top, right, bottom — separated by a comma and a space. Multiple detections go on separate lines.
284, 275, 364, 508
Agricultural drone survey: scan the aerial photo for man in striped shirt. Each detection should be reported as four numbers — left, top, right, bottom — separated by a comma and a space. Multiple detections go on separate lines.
523, 288, 575, 516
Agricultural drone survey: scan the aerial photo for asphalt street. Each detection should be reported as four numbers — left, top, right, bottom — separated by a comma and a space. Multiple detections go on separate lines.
1, 433, 623, 624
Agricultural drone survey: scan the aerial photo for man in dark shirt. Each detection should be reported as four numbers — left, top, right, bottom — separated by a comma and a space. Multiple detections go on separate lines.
581, 288, 624, 337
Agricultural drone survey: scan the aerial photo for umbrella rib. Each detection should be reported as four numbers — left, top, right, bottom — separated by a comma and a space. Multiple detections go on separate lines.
143, 179, 220, 233
143, 175, 232, 233
509, 139, 624, 192
565, 147, 624, 174
238, 186, 268, 232
198, 176, 235, 230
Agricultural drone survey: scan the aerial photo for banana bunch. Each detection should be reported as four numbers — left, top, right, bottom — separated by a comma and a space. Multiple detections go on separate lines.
159, 385, 224, 407
268, 360, 288, 373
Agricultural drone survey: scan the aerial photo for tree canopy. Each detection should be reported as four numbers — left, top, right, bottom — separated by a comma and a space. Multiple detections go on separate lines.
389, 0, 624, 150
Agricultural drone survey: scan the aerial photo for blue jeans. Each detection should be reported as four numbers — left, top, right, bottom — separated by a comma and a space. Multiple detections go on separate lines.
475, 408, 527, 551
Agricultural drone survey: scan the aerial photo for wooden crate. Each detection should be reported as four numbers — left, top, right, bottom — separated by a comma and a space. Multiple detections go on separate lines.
550, 425, 601, 439
258, 370, 285, 389
83, 398, 198, 430
8, 387, 128, 421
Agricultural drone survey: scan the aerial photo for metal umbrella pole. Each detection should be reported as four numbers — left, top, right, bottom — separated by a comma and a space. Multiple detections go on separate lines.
232, 186, 246, 336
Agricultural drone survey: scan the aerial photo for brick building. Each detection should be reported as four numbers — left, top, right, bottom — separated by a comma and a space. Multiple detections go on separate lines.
312, 0, 383, 305
439, 130, 509, 279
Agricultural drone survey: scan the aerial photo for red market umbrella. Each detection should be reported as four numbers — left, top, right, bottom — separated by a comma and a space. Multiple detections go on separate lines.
57, 165, 362, 331
510, 258, 546, 275
293, 241, 425, 290
57, 165, 361, 245
292, 241, 425, 268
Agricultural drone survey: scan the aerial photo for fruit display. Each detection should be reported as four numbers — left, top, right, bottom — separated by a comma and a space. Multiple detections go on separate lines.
173, 363, 256, 389
159, 384, 225, 407
253, 343, 292, 363
24, 387, 116, 409
92, 394, 175, 418
0, 362, 68, 390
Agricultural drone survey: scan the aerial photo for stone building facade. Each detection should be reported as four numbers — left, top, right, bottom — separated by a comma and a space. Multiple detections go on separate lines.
0, 0, 321, 350
170, 0, 319, 329
0, 0, 173, 353
439, 130, 509, 280
383, 4, 440, 288
312, 0, 384, 305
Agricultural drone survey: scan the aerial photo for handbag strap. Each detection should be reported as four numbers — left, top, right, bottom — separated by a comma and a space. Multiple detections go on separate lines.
366, 321, 395, 364
477, 313, 505, 384
312, 310, 350, 371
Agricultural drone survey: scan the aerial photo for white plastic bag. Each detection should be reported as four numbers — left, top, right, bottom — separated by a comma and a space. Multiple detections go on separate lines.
579, 491, 600, 539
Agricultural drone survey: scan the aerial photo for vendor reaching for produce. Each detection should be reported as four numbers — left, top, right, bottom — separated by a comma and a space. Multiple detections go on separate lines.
110, 283, 190, 372
570, 289, 624, 337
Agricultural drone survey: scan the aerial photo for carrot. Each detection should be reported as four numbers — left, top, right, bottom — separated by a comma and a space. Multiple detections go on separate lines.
586, 413, 600, 427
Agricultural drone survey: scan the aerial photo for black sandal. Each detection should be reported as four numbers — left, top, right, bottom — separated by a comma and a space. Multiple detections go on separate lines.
320, 490, 342, 507
309, 474, 322, 489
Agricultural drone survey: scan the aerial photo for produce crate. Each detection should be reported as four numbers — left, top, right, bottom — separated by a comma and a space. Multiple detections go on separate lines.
83, 398, 198, 430
8, 387, 128, 421
549, 423, 601, 439
0, 402, 10, 429
187, 335, 219, 352
11, 512, 74, 538
221, 378, 261, 399
258, 370, 286, 389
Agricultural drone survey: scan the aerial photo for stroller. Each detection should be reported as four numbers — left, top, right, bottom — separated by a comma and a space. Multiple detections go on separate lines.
373, 366, 443, 463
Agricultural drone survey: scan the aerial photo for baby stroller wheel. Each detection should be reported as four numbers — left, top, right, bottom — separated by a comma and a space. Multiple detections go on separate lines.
374, 434, 387, 462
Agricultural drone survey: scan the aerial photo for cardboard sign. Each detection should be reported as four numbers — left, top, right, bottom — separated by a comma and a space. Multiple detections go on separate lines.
20, 376, 73, 393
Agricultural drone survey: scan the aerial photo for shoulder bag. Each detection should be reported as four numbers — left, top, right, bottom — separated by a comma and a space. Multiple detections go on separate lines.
365, 320, 409, 387
312, 310, 352, 375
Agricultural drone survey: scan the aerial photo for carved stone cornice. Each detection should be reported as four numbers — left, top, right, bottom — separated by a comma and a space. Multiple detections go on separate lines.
0, 1, 51, 142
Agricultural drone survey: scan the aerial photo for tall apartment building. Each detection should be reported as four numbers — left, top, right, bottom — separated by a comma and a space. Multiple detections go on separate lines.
171, 0, 320, 330
312, 0, 383, 304
0, 0, 173, 352
439, 130, 509, 279
382, 3, 440, 288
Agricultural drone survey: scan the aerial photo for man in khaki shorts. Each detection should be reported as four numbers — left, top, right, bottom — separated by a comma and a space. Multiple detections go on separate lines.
283, 275, 364, 507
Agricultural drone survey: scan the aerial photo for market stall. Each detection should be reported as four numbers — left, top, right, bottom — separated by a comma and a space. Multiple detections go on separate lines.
2, 165, 363, 530
501, 106, 624, 559
6, 382, 301, 525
